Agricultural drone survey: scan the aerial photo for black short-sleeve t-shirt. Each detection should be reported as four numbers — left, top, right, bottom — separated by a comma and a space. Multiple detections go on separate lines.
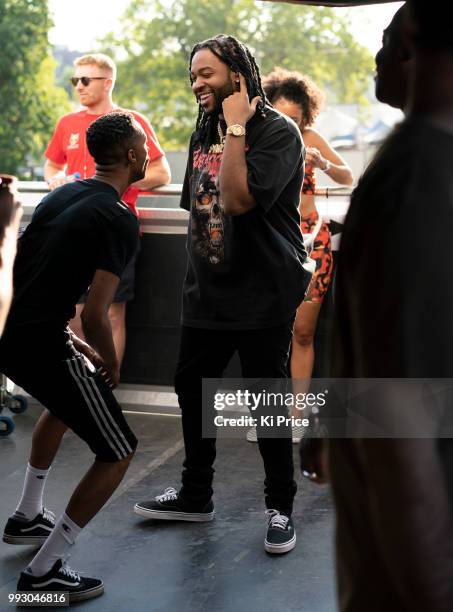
180, 106, 310, 330
6, 179, 139, 330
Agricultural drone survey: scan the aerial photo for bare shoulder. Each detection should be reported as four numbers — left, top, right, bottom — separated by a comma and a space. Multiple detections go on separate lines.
302, 127, 326, 147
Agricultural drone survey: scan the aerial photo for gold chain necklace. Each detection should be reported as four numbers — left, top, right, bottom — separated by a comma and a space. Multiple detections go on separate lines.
208, 121, 225, 154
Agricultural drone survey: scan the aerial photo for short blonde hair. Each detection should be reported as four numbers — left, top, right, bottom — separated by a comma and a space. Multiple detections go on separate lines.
74, 53, 117, 83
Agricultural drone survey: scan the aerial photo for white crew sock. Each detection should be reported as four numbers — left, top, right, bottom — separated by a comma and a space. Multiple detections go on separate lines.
14, 464, 50, 521
26, 513, 82, 577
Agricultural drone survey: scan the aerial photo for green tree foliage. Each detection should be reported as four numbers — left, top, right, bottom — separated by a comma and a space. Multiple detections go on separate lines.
257, 3, 373, 106
103, 0, 374, 150
0, 0, 70, 176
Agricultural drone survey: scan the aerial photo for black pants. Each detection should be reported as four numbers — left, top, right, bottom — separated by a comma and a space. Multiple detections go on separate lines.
174, 319, 297, 516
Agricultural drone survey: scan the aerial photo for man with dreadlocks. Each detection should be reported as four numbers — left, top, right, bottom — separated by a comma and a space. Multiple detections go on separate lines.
134, 35, 310, 554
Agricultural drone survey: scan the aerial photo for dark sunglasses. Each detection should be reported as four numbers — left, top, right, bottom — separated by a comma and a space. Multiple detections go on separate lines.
70, 76, 107, 87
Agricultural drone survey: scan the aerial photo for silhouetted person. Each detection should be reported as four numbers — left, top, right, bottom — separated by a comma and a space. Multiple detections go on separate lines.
328, 3, 453, 610
0, 176, 22, 336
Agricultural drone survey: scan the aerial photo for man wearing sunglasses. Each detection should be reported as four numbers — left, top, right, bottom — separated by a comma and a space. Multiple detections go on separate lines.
44, 53, 171, 368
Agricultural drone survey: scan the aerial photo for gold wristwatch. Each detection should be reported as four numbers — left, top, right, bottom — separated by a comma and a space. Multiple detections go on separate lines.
226, 124, 246, 137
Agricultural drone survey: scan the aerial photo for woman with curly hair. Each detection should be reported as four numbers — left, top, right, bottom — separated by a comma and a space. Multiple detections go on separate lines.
247, 68, 353, 443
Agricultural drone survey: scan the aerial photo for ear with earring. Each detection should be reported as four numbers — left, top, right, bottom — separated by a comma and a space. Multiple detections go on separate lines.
257, 99, 266, 118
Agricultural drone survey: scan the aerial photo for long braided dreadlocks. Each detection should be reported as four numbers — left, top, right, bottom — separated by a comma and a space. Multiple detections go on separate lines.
189, 34, 269, 150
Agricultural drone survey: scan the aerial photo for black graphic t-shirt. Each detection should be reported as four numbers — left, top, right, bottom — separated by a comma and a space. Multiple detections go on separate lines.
180, 106, 310, 330
5, 179, 139, 331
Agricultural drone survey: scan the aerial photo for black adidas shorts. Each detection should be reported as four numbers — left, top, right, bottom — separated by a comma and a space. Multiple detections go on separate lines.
0, 328, 137, 462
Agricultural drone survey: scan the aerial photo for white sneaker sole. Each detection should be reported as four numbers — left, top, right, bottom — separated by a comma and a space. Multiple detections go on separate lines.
134, 504, 214, 522
247, 427, 304, 444
246, 427, 258, 443
3, 534, 48, 546
69, 583, 104, 603
264, 532, 296, 554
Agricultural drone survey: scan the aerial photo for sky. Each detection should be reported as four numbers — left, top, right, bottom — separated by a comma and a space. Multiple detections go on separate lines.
48, 0, 405, 55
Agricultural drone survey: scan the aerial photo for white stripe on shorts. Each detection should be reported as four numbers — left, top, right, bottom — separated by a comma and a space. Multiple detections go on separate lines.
77, 358, 133, 456
66, 357, 127, 459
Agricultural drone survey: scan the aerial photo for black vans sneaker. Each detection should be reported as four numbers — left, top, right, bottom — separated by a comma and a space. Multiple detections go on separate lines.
3, 508, 55, 545
17, 559, 104, 603
134, 487, 214, 522
264, 509, 296, 554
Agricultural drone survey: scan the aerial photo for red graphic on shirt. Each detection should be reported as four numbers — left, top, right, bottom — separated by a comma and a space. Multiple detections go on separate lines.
191, 147, 225, 265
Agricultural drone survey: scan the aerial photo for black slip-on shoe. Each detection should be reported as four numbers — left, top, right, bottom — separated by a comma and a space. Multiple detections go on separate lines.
3, 508, 55, 545
264, 509, 296, 554
134, 487, 214, 522
17, 558, 104, 603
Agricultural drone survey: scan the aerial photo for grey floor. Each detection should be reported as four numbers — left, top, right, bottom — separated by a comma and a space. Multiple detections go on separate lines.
0, 402, 336, 612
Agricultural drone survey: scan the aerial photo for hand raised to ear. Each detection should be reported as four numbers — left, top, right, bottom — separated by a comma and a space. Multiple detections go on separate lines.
222, 73, 261, 127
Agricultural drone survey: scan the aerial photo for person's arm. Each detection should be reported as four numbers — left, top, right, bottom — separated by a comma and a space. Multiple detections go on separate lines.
44, 159, 67, 191
130, 113, 171, 190
219, 73, 261, 216
299, 438, 329, 484
304, 128, 353, 186
132, 155, 171, 190
68, 328, 102, 365
44, 118, 70, 191
0, 179, 22, 336
179, 142, 192, 212
79, 269, 121, 388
